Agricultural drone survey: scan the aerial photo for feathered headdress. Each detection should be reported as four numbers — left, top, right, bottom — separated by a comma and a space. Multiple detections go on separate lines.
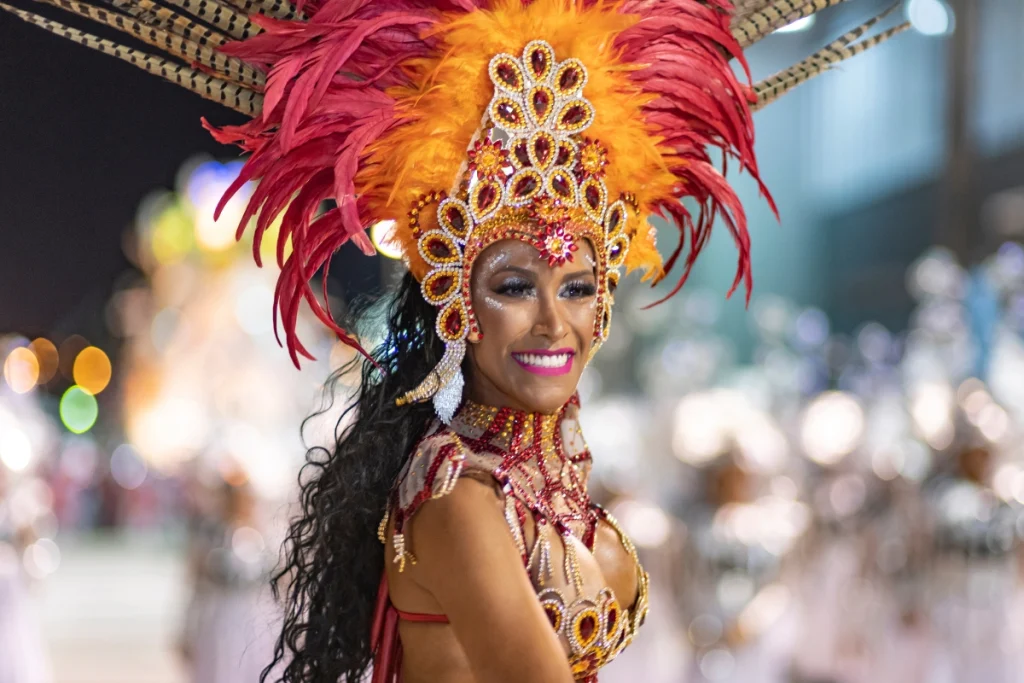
4, 0, 908, 418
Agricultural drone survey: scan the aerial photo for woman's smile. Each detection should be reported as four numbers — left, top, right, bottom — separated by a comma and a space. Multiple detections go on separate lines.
511, 348, 575, 376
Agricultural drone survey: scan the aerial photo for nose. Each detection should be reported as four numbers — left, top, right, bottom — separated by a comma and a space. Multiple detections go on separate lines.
530, 287, 568, 341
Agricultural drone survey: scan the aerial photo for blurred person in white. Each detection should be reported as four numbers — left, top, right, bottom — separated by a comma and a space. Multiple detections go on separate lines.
920, 441, 1021, 683
179, 476, 278, 683
676, 451, 805, 683
0, 469, 50, 683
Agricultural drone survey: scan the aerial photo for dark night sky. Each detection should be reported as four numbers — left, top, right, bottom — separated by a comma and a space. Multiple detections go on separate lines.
0, 13, 377, 339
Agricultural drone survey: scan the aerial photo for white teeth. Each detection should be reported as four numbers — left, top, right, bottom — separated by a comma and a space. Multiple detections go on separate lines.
516, 353, 570, 368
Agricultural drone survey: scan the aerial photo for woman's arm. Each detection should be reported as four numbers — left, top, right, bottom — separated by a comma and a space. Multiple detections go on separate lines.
404, 477, 574, 683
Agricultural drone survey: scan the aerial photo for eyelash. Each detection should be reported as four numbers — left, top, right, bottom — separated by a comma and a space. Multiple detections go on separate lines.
493, 278, 596, 299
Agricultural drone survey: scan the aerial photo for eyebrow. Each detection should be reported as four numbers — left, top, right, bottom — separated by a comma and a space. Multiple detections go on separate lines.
493, 265, 596, 280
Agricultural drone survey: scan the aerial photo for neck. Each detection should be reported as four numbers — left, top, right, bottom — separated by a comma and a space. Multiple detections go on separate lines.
449, 393, 585, 458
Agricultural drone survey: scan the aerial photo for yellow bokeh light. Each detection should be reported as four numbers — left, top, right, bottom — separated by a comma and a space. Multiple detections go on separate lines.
371, 220, 402, 259
29, 338, 59, 384
3, 348, 39, 393
73, 347, 113, 395
151, 202, 195, 264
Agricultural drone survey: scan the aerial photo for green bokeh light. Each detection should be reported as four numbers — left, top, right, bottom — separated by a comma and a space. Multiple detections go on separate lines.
60, 386, 98, 434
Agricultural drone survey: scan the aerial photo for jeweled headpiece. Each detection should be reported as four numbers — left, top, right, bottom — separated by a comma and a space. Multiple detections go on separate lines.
396, 39, 638, 419
5, 0, 909, 420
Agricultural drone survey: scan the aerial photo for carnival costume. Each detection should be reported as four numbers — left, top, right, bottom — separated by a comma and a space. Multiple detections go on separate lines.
4, 0, 908, 679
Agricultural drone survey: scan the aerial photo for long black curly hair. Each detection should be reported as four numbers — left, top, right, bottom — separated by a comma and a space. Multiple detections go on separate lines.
261, 271, 442, 683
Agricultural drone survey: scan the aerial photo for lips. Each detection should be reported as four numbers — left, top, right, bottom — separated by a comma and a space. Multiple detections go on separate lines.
511, 348, 575, 376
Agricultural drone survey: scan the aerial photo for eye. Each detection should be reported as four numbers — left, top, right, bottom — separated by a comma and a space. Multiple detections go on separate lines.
493, 277, 535, 297
560, 279, 597, 299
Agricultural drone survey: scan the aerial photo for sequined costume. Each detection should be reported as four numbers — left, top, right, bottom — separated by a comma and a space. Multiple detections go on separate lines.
373, 395, 648, 682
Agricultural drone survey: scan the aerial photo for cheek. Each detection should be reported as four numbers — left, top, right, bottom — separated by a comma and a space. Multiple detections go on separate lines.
472, 293, 532, 353
567, 298, 599, 343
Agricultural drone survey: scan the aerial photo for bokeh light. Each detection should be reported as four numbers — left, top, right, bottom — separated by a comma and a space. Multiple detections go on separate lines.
371, 220, 402, 259
23, 538, 61, 579
110, 443, 148, 490
73, 346, 112, 395
150, 201, 195, 264
60, 386, 99, 434
29, 338, 59, 383
907, 0, 954, 36
3, 346, 39, 393
800, 391, 865, 466
0, 426, 34, 472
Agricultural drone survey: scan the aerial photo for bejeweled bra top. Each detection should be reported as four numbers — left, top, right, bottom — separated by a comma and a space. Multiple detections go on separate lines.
382, 395, 649, 681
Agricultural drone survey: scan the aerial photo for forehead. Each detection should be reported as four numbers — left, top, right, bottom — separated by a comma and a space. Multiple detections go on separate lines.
474, 236, 596, 273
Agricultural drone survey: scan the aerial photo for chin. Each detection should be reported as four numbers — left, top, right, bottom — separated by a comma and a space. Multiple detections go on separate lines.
512, 382, 577, 415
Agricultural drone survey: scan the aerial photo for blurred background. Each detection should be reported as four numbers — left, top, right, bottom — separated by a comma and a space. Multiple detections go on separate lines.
2, 0, 1024, 682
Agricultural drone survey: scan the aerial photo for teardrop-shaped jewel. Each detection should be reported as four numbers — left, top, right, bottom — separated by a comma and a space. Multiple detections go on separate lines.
529, 85, 554, 125
557, 102, 593, 131
525, 41, 553, 80
607, 235, 629, 267
514, 140, 531, 167
437, 300, 468, 342
420, 230, 460, 266
530, 131, 556, 170
553, 58, 587, 95
489, 54, 525, 92
555, 142, 574, 167
470, 179, 503, 220
605, 200, 626, 237
507, 169, 542, 206
422, 268, 460, 304
491, 97, 527, 130
438, 199, 470, 239
513, 173, 539, 198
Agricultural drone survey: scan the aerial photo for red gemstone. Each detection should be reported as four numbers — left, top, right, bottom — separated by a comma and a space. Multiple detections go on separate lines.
445, 206, 466, 233
559, 67, 580, 90
427, 238, 452, 259
514, 142, 531, 167
496, 63, 519, 88
579, 615, 596, 641
534, 136, 552, 164
513, 175, 538, 197
607, 608, 618, 630
444, 309, 463, 336
533, 89, 550, 118
497, 102, 520, 124
556, 145, 572, 166
429, 275, 454, 297
477, 183, 497, 211
562, 104, 587, 126
585, 184, 600, 209
608, 208, 622, 231
552, 174, 570, 196
530, 48, 547, 76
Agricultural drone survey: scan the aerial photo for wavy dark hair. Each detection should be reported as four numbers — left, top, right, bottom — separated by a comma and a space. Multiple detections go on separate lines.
261, 271, 442, 683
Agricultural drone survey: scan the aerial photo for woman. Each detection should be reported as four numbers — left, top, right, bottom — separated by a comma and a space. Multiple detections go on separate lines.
4, 0, 908, 680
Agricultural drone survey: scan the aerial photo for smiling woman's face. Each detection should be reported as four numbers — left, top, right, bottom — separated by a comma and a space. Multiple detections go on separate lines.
465, 236, 598, 415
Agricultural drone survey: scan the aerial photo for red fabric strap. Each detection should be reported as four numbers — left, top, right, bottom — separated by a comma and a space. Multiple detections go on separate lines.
395, 608, 450, 623
371, 571, 451, 683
